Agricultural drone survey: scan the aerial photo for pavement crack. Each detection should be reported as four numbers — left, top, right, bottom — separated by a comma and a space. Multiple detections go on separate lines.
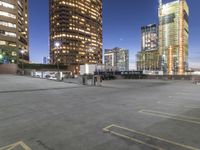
36, 140, 55, 150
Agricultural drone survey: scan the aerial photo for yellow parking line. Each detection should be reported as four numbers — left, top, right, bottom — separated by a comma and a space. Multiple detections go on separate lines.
103, 124, 115, 132
0, 145, 14, 150
108, 130, 164, 150
0, 143, 17, 150
103, 124, 200, 150
139, 110, 200, 125
18, 141, 32, 150
0, 141, 32, 150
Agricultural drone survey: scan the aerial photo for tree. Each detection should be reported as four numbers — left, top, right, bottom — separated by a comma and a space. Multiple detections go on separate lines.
0, 46, 18, 64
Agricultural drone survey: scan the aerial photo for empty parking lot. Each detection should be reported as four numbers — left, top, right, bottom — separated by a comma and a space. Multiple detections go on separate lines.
0, 75, 200, 150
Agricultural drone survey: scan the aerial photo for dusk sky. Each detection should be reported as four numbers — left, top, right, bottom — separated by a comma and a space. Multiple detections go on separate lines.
29, 0, 200, 69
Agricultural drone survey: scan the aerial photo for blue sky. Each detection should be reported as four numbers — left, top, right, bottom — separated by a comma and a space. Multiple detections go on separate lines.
29, 0, 200, 69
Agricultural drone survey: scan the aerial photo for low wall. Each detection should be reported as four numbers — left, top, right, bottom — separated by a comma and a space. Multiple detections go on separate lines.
0, 64, 18, 74
145, 75, 192, 80
64, 78, 82, 84
120, 74, 200, 81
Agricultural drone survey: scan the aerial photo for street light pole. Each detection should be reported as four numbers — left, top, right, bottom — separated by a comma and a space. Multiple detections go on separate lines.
20, 50, 25, 75
0, 54, 3, 64
55, 42, 61, 79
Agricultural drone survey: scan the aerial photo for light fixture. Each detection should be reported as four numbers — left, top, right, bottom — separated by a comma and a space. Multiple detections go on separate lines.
20, 50, 25, 54
0, 54, 3, 59
54, 42, 60, 48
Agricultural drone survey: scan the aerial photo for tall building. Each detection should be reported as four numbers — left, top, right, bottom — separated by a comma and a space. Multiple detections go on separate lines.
158, 0, 189, 75
43, 56, 50, 64
49, 0, 103, 74
136, 49, 160, 71
104, 47, 129, 71
141, 24, 158, 51
137, 24, 159, 71
0, 0, 29, 64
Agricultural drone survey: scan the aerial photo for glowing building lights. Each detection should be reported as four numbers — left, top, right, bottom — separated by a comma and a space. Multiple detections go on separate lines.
49, 0, 102, 74
0, 0, 29, 64
168, 46, 173, 75
158, 0, 189, 75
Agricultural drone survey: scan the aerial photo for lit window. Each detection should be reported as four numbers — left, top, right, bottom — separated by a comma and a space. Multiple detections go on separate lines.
0, 1, 15, 9
0, 11, 16, 19
0, 20, 16, 28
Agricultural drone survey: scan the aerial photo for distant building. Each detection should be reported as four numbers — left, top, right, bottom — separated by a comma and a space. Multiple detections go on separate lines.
158, 0, 189, 75
80, 64, 117, 75
137, 0, 189, 75
137, 49, 160, 71
0, 0, 29, 64
43, 57, 50, 64
137, 24, 159, 71
141, 24, 158, 51
104, 47, 129, 71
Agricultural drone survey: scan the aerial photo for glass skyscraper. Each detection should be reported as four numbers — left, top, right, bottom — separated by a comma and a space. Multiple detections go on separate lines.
158, 0, 189, 75
104, 47, 129, 71
137, 24, 159, 71
141, 24, 158, 51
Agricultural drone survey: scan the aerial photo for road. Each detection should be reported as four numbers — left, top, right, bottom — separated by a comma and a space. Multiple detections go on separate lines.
0, 75, 200, 150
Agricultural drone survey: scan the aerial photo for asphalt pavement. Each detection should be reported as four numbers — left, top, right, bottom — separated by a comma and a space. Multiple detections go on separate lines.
0, 75, 200, 150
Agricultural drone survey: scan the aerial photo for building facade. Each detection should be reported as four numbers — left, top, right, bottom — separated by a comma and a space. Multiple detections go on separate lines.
137, 24, 159, 71
43, 56, 50, 64
141, 24, 158, 51
49, 0, 103, 74
137, 49, 160, 71
104, 47, 129, 71
158, 0, 189, 75
0, 0, 29, 64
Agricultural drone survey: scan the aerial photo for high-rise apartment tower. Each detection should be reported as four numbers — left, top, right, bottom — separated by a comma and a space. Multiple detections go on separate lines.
104, 47, 129, 71
0, 0, 29, 64
49, 0, 103, 74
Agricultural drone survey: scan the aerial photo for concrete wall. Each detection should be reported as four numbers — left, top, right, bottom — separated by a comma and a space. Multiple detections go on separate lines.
121, 74, 200, 81
0, 64, 18, 74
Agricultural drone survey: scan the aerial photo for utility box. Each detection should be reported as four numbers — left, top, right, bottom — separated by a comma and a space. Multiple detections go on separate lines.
57, 72, 63, 81
80, 64, 96, 75
93, 75, 102, 86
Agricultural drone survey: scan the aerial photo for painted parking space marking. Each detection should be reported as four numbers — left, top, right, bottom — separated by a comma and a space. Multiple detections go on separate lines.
103, 124, 164, 150
0, 141, 32, 150
157, 101, 200, 109
103, 124, 200, 150
139, 110, 200, 125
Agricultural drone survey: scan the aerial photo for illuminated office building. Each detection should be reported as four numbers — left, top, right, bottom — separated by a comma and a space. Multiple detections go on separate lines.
158, 0, 189, 75
0, 0, 29, 63
137, 24, 159, 71
49, 0, 103, 74
104, 47, 129, 71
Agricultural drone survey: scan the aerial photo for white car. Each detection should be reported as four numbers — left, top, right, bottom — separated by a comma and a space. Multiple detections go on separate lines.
49, 76, 57, 80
